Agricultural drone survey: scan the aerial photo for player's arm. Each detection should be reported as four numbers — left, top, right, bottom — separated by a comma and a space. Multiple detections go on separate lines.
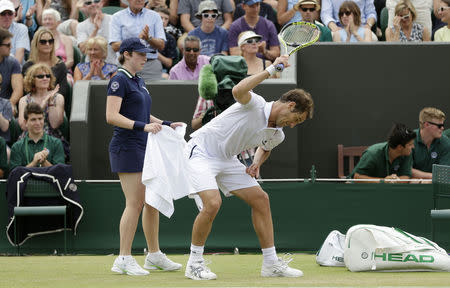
232, 55, 289, 105
246, 147, 271, 178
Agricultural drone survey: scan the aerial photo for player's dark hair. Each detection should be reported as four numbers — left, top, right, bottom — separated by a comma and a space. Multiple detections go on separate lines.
279, 89, 314, 119
24, 102, 44, 120
388, 123, 416, 148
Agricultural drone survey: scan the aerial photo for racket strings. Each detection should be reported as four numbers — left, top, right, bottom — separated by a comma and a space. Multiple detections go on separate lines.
282, 25, 320, 46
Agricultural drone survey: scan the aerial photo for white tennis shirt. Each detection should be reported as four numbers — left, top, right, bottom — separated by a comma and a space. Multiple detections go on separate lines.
190, 92, 285, 159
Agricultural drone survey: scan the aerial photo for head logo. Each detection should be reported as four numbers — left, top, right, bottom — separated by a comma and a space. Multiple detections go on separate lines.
361, 252, 368, 259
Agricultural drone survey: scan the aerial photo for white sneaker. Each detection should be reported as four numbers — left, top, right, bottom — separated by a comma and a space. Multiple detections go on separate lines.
185, 259, 217, 280
111, 256, 150, 276
261, 254, 303, 277
143, 252, 182, 271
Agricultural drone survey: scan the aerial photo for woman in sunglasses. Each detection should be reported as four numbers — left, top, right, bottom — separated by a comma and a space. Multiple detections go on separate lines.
18, 63, 68, 159
22, 28, 71, 117
332, 1, 373, 42
434, 0, 450, 41
238, 31, 276, 78
386, 0, 430, 42
73, 36, 117, 82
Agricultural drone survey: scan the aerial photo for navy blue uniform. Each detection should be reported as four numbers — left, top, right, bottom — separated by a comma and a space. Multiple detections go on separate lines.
107, 68, 152, 173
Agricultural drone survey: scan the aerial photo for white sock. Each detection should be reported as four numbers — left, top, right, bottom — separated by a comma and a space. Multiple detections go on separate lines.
262, 247, 278, 265
188, 243, 204, 263
147, 250, 163, 260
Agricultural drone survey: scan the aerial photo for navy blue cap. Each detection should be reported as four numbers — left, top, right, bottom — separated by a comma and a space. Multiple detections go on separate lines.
243, 0, 261, 5
119, 37, 152, 54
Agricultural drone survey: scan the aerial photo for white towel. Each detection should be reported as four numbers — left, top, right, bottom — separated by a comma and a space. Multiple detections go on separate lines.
142, 124, 194, 218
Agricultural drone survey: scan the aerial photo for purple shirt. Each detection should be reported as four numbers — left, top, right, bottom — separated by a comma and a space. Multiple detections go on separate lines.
169, 55, 210, 80
228, 16, 279, 51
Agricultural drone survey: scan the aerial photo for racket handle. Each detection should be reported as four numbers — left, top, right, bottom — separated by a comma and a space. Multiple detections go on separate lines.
275, 63, 284, 72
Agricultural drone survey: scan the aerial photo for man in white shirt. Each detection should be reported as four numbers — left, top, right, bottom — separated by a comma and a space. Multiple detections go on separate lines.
184, 55, 314, 280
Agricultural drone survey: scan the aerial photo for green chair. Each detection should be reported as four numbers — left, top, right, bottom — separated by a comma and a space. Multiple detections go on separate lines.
14, 178, 67, 255
430, 164, 450, 241
102, 6, 123, 15
72, 45, 84, 69
8, 118, 23, 147
380, 7, 388, 41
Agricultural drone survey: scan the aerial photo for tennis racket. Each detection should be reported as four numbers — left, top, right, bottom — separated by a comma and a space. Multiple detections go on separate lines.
276, 21, 321, 72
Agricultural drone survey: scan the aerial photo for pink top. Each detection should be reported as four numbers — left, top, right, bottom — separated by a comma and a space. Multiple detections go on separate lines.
169, 55, 210, 80
55, 38, 67, 62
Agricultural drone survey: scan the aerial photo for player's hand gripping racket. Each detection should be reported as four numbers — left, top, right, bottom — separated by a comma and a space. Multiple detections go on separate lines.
276, 21, 320, 72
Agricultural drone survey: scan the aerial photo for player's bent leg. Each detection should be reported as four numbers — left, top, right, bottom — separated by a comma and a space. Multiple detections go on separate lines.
186, 189, 221, 280
231, 186, 274, 248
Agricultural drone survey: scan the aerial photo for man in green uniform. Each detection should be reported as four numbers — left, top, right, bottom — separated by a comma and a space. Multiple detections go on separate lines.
350, 123, 416, 183
412, 107, 450, 179
9, 103, 65, 171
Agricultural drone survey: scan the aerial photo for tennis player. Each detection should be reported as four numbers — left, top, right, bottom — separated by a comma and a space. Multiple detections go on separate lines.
184, 55, 314, 280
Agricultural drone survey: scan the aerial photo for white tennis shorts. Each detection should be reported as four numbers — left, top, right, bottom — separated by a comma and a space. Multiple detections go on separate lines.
187, 143, 259, 197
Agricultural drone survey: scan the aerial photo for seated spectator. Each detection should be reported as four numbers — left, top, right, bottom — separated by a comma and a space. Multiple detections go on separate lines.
238, 31, 274, 77
147, 0, 168, 9
385, 0, 431, 41
0, 73, 13, 161
191, 94, 214, 130
73, 36, 117, 81
19, 64, 67, 156
386, 0, 433, 34
229, 0, 280, 61
321, 0, 377, 32
332, 1, 374, 42
109, 0, 166, 82
0, 136, 7, 177
412, 107, 450, 179
0, 0, 30, 64
12, 0, 38, 35
234, 0, 278, 31
350, 123, 416, 183
188, 1, 229, 56
10, 102, 65, 171
434, 0, 450, 41
178, 0, 234, 32
277, 0, 304, 26
154, 6, 178, 79
42, 8, 75, 70
169, 35, 210, 80
0, 27, 23, 114
295, 0, 333, 42
22, 28, 71, 117
77, 0, 118, 64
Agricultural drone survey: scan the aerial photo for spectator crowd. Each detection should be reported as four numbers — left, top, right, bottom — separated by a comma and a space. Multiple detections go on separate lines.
0, 0, 449, 177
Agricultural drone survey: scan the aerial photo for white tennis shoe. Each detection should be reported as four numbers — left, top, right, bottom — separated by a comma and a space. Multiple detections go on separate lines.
185, 259, 217, 280
261, 254, 303, 277
143, 252, 182, 271
111, 256, 149, 276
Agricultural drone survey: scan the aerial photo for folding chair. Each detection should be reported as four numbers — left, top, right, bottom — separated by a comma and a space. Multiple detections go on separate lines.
430, 164, 450, 241
337, 144, 368, 178
13, 178, 67, 255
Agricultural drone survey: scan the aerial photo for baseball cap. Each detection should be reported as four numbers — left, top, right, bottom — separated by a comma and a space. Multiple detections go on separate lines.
195, 0, 221, 19
119, 37, 152, 54
238, 31, 262, 47
243, 0, 261, 6
294, 0, 320, 11
0, 0, 15, 14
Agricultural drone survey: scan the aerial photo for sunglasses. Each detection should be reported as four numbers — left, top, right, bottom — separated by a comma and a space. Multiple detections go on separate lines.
84, 0, 101, 5
339, 11, 352, 17
300, 7, 315, 12
0, 42, 11, 48
202, 13, 218, 19
438, 6, 450, 12
427, 121, 445, 129
39, 39, 55, 45
400, 13, 410, 20
185, 47, 200, 52
0, 10, 14, 16
244, 38, 260, 44
35, 74, 51, 79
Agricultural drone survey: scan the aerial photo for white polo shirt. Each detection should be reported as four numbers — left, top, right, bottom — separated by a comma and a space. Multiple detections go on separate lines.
190, 92, 285, 159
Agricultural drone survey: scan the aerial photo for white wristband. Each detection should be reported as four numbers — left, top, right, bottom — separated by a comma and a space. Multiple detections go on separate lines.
265, 65, 276, 77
